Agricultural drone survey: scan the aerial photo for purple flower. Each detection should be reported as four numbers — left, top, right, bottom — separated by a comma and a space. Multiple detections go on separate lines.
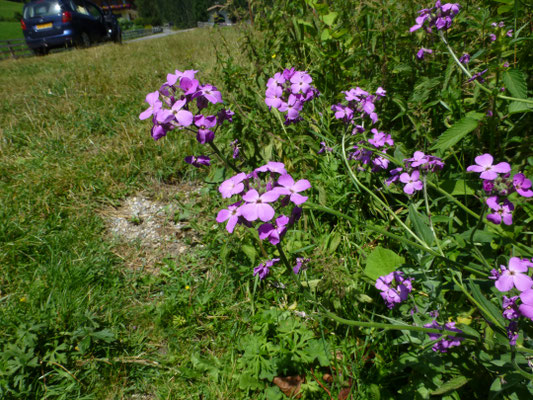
375, 87, 387, 98
216, 201, 242, 233
255, 161, 287, 175
400, 170, 424, 194
494, 257, 533, 292
513, 173, 533, 197
199, 84, 223, 104
416, 47, 433, 60
507, 321, 519, 346
424, 320, 464, 352
279, 94, 303, 121
386, 167, 403, 186
506, 29, 513, 37
489, 33, 497, 42
502, 295, 520, 320
293, 257, 310, 274
466, 154, 511, 180
368, 129, 394, 148
258, 215, 289, 245
219, 172, 247, 199
231, 139, 240, 159
405, 151, 428, 168
253, 258, 280, 280
139, 91, 162, 120
267, 72, 286, 88
519, 289, 533, 320
265, 85, 283, 109
240, 189, 279, 222
274, 174, 312, 205
290, 71, 313, 94
318, 141, 333, 154
467, 69, 488, 83
486, 196, 514, 225
375, 271, 413, 309
170, 99, 194, 127
184, 155, 210, 168
459, 53, 470, 64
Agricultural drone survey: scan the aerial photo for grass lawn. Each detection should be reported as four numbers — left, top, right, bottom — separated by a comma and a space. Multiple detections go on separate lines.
0, 20, 23, 40
0, 27, 252, 398
0, 0, 22, 19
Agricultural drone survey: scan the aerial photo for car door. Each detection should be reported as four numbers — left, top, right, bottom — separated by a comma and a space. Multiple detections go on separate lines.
83, 1, 106, 42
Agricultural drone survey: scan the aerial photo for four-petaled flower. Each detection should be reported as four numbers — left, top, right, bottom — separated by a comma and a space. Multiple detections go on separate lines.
466, 153, 511, 180
399, 170, 424, 194
494, 257, 533, 292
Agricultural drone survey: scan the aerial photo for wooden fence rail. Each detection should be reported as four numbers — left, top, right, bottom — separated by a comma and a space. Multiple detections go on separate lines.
0, 39, 32, 60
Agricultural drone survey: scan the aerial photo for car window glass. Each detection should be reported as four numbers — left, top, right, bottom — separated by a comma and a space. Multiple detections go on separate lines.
23, 1, 62, 19
72, 0, 89, 15
84, 2, 102, 19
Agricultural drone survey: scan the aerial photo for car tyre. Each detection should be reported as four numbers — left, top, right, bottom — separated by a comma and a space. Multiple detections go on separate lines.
76, 32, 91, 48
33, 47, 49, 56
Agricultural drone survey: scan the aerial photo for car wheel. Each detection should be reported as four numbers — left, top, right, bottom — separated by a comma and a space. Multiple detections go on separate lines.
33, 48, 49, 56
76, 32, 91, 48
113, 29, 122, 44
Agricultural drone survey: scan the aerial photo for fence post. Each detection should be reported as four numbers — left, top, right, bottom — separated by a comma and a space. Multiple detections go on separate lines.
7, 41, 17, 59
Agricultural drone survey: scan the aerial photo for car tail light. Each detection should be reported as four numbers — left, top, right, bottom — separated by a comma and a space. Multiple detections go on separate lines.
20, 19, 27, 30
62, 11, 72, 23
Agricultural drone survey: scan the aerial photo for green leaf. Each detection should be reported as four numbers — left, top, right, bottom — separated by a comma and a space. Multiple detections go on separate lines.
408, 204, 434, 245
469, 281, 506, 329
364, 247, 405, 280
320, 28, 331, 41
503, 70, 528, 99
441, 179, 476, 196
509, 100, 533, 114
242, 245, 257, 265
322, 11, 338, 26
431, 117, 479, 151
431, 376, 469, 395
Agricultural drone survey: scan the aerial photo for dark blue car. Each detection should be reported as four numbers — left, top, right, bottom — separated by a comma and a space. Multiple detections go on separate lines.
21, 0, 121, 55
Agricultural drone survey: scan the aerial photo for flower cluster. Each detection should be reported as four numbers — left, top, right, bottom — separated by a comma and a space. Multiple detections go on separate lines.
349, 128, 394, 172
489, 257, 533, 345
216, 162, 310, 246
424, 320, 464, 352
332, 86, 386, 126
410, 1, 461, 33
293, 257, 310, 274
467, 153, 532, 225
489, 21, 513, 42
375, 271, 413, 309
139, 69, 234, 167
254, 258, 280, 280
265, 68, 319, 124
386, 151, 444, 194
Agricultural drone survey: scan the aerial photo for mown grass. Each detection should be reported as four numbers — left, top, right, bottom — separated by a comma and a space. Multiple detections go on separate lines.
0, 27, 251, 398
0, 0, 21, 19
0, 21, 22, 40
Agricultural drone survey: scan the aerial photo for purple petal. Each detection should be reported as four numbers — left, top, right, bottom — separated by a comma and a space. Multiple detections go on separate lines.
292, 179, 311, 192
495, 274, 514, 292
256, 203, 275, 222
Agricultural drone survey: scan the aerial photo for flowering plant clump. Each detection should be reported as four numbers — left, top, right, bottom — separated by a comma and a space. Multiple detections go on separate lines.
410, 1, 461, 33
386, 150, 444, 194
139, 69, 234, 166
216, 162, 310, 246
332, 86, 386, 126
467, 153, 532, 225
264, 68, 319, 124
424, 320, 464, 352
375, 271, 413, 309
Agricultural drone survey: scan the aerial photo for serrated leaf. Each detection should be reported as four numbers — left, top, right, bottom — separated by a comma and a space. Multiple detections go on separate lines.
431, 117, 479, 151
509, 100, 533, 114
503, 70, 528, 99
364, 247, 405, 280
322, 11, 338, 26
431, 376, 469, 395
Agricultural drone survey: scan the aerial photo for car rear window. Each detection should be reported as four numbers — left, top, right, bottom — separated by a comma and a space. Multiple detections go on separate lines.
23, 1, 63, 19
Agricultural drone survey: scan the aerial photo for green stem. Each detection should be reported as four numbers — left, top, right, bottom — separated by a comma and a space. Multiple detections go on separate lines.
208, 141, 240, 173
275, 245, 478, 339
341, 134, 432, 252
439, 31, 533, 105
423, 174, 445, 257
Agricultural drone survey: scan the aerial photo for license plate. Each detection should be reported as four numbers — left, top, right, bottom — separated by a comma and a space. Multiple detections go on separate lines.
36, 23, 53, 30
